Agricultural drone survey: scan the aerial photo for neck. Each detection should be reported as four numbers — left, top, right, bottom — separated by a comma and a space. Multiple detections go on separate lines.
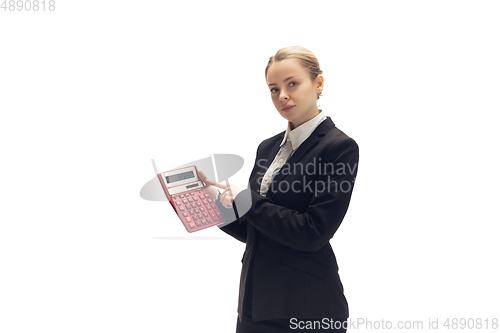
291, 109, 320, 130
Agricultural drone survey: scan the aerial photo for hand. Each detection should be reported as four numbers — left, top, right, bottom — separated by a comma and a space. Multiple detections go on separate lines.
198, 170, 219, 201
198, 170, 242, 209
219, 184, 243, 209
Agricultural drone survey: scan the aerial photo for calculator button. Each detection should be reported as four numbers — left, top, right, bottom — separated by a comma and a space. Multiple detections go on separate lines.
192, 215, 198, 220
189, 222, 196, 228
200, 207, 205, 212
211, 204, 217, 209
175, 201, 182, 206
194, 208, 200, 214
186, 216, 192, 222
209, 212, 217, 220
208, 198, 214, 203
206, 205, 212, 210
183, 212, 189, 217
196, 202, 202, 207
201, 219, 207, 224
179, 206, 185, 211
195, 220, 201, 226
189, 210, 195, 215
182, 199, 189, 204
199, 195, 204, 200
188, 198, 193, 203
202, 200, 208, 205
198, 214, 203, 219
203, 212, 209, 217
204, 194, 210, 198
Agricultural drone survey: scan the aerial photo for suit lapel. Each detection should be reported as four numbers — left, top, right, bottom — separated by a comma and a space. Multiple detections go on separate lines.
249, 134, 283, 192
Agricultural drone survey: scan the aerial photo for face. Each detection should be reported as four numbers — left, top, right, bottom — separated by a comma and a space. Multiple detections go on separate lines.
266, 58, 324, 129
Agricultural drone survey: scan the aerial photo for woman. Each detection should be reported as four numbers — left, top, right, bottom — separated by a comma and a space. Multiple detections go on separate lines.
200, 46, 359, 332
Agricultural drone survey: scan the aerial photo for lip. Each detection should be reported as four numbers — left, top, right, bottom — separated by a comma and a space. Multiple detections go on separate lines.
282, 105, 295, 112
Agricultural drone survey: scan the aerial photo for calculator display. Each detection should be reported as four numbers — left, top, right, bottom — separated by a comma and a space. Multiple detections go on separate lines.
166, 171, 195, 184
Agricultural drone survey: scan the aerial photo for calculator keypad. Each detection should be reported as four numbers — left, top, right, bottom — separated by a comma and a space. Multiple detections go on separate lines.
171, 188, 224, 232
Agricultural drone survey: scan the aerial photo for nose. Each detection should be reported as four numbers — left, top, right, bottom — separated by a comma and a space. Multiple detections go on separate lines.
279, 89, 289, 101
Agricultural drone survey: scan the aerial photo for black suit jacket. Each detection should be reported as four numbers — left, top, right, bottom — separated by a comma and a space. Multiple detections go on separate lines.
215, 117, 359, 321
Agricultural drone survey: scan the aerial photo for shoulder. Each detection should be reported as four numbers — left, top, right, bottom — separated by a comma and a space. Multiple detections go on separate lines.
325, 125, 359, 152
319, 121, 359, 163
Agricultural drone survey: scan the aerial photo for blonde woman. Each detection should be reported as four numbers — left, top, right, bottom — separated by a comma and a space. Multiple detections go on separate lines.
200, 46, 358, 332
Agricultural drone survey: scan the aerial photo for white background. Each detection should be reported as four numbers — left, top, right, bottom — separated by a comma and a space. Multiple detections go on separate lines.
1, 1, 499, 332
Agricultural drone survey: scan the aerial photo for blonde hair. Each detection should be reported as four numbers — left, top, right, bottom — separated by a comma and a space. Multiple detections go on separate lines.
265, 46, 323, 100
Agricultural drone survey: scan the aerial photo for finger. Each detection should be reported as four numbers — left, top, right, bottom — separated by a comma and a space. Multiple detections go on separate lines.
209, 181, 228, 190
198, 171, 228, 189
221, 185, 237, 194
198, 170, 208, 182
221, 190, 235, 200
220, 192, 235, 205
221, 189, 231, 198
220, 196, 233, 209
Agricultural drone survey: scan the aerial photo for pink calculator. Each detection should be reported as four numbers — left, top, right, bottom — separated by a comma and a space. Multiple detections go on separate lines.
157, 165, 225, 233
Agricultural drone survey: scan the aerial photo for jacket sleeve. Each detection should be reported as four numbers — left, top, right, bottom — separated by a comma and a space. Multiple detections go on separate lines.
232, 138, 359, 252
215, 193, 247, 243
213, 141, 267, 243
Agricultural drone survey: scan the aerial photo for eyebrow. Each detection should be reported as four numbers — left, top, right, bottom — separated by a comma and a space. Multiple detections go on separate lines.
268, 75, 298, 87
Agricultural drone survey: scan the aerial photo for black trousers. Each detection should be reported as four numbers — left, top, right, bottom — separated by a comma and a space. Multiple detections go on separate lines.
235, 266, 347, 333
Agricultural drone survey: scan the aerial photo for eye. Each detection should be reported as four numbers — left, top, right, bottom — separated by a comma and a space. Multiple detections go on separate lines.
270, 88, 278, 93
289, 81, 298, 87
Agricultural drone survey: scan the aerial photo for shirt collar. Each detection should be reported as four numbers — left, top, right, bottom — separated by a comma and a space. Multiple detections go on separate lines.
280, 110, 327, 150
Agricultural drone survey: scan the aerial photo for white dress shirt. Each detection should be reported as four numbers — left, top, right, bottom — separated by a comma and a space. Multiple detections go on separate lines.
259, 110, 327, 196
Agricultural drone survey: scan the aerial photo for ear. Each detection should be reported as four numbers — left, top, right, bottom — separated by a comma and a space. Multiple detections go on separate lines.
316, 75, 324, 93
